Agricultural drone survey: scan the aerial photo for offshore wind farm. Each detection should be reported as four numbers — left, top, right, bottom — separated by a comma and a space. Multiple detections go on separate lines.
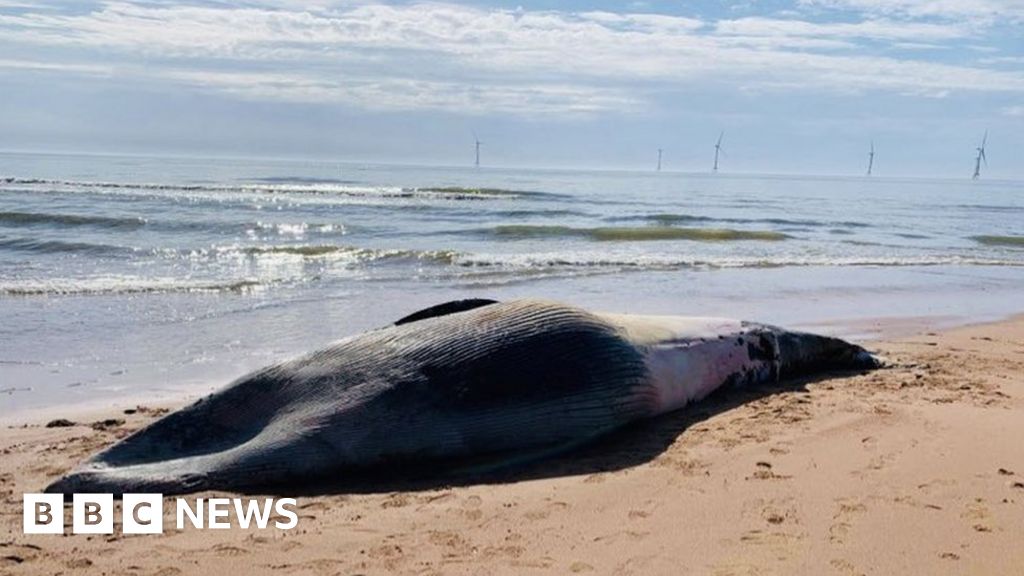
480, 131, 992, 179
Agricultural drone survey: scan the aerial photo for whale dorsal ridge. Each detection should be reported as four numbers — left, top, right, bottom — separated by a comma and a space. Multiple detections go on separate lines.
394, 298, 500, 325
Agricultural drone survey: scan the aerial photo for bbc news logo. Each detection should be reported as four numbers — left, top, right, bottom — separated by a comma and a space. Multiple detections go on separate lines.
24, 494, 299, 534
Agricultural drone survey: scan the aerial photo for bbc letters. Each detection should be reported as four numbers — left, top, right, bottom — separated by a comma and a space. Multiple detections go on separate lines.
24, 494, 299, 534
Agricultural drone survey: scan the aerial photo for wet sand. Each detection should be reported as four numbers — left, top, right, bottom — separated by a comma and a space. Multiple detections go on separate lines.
2, 315, 1023, 575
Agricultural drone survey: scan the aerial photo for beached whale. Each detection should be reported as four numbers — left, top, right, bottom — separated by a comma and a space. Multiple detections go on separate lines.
46, 299, 878, 495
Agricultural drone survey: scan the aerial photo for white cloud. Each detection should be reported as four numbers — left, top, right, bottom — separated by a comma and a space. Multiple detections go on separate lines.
798, 0, 1024, 23
980, 55, 1024, 64
0, 58, 113, 75
890, 42, 946, 50
579, 11, 704, 33
162, 69, 641, 114
715, 16, 970, 42
1002, 105, 1024, 116
0, 1, 1022, 115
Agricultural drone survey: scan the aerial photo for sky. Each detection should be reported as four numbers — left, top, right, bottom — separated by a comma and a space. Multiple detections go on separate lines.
0, 1, 1022, 177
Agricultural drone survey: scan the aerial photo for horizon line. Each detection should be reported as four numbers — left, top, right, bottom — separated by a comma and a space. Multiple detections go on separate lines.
1, 147, 1019, 184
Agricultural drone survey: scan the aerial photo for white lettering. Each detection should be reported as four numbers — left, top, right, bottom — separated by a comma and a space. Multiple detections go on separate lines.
207, 498, 231, 529
274, 498, 298, 530
123, 494, 163, 534
233, 498, 273, 529
23, 494, 64, 534
176, 498, 204, 529
72, 494, 113, 534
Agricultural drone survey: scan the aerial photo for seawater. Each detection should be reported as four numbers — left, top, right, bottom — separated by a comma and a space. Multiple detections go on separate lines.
2, 151, 1022, 416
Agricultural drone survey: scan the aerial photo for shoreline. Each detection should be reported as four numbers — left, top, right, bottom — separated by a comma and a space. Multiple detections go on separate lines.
2, 310, 1023, 574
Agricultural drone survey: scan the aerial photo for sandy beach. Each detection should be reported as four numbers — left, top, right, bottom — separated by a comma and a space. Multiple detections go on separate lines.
1, 315, 1021, 575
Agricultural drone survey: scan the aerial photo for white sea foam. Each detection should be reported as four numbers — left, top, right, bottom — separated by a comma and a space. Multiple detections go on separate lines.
0, 276, 274, 296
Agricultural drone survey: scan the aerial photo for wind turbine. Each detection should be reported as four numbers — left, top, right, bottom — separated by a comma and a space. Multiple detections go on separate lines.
657, 148, 663, 172
972, 131, 987, 180
713, 131, 724, 173
473, 132, 482, 168
866, 141, 875, 176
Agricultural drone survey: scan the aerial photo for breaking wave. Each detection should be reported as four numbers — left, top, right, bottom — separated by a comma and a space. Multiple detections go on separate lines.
415, 186, 555, 199
230, 244, 458, 264
0, 237, 134, 256
450, 253, 1024, 271
5, 247, 1021, 297
0, 210, 146, 230
0, 277, 272, 296
1, 177, 538, 201
972, 235, 1024, 248
489, 225, 791, 242
611, 212, 871, 229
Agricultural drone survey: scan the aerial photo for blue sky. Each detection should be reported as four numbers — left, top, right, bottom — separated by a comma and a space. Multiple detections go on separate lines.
1, 1, 1022, 177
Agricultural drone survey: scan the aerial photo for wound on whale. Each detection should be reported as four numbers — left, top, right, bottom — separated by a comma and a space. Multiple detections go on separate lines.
46, 299, 879, 495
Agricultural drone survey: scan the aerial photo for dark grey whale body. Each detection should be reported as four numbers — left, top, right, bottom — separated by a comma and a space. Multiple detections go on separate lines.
47, 299, 877, 495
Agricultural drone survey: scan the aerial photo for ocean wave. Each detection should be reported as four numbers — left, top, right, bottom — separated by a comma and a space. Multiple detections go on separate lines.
250, 222, 345, 236
201, 243, 458, 265
634, 213, 714, 224
5, 251, 1020, 297
0, 237, 133, 256
972, 234, 1024, 248
248, 176, 362, 185
416, 186, 551, 199
2, 177, 226, 192
1, 177, 534, 201
956, 204, 1024, 213
243, 245, 363, 257
0, 277, 272, 296
490, 208, 587, 218
0, 210, 146, 230
489, 225, 791, 242
450, 253, 1024, 271
613, 212, 870, 229
0, 211, 349, 240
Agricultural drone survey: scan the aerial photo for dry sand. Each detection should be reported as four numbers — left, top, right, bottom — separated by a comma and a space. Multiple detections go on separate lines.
2, 315, 1023, 575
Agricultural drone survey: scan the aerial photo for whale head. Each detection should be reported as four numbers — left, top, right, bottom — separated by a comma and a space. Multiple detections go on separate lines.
771, 328, 880, 377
